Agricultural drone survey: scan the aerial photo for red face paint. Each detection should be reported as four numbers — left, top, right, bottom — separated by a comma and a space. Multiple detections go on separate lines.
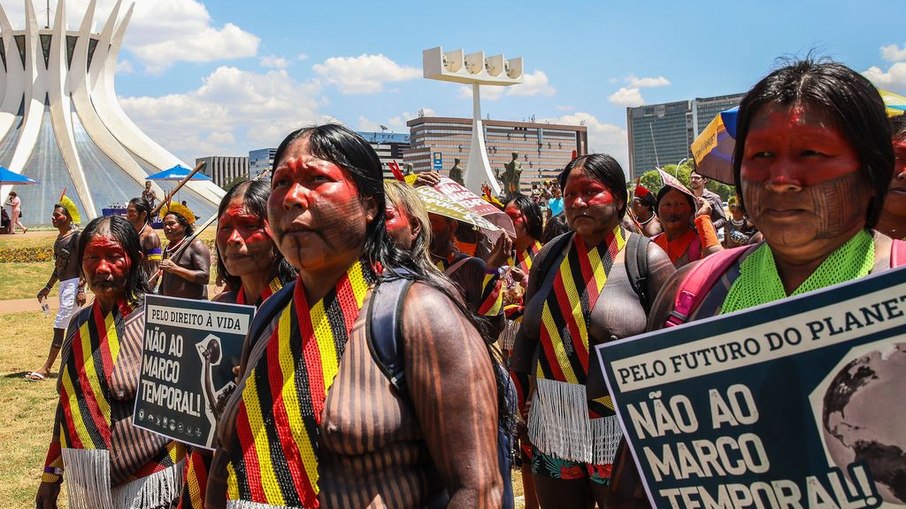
562, 169, 621, 243
218, 197, 275, 277
51, 208, 68, 228
268, 136, 374, 272
505, 202, 529, 242
385, 205, 417, 251
82, 235, 132, 302
740, 104, 860, 186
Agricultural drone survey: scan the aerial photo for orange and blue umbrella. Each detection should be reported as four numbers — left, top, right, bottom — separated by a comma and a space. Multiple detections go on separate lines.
690, 107, 737, 185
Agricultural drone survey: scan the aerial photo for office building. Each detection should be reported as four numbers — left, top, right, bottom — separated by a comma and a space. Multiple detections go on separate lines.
626, 93, 745, 180
405, 116, 587, 192
249, 148, 277, 181
196, 156, 249, 189
357, 131, 411, 179
248, 131, 410, 183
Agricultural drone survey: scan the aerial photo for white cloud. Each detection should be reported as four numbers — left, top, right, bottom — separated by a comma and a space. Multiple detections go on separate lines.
357, 116, 383, 132
312, 54, 421, 94
863, 63, 906, 90
608, 87, 645, 107
458, 85, 505, 101
116, 59, 135, 74
508, 70, 556, 96
542, 112, 629, 173
627, 75, 671, 88
457, 70, 555, 100
2, 1, 260, 74
259, 55, 290, 69
881, 43, 906, 62
297, 53, 310, 61
386, 109, 435, 131
119, 66, 328, 160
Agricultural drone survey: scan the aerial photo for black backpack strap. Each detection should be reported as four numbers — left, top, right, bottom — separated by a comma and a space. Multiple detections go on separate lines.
624, 232, 651, 313
366, 275, 415, 393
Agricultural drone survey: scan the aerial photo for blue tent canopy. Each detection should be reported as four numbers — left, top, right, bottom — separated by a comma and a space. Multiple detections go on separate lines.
146, 165, 211, 181
0, 166, 39, 185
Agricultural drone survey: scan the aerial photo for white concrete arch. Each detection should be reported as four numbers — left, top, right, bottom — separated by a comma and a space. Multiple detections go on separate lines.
0, 5, 23, 144
70, 0, 155, 198
7, 0, 46, 178
48, 0, 96, 218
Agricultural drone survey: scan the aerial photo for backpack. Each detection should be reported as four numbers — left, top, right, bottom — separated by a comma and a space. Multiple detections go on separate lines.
536, 231, 652, 312
367, 271, 517, 509
664, 238, 906, 328
244, 274, 517, 509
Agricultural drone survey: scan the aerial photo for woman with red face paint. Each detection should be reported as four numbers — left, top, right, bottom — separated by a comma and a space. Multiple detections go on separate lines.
206, 125, 503, 509
876, 115, 906, 239
652, 181, 723, 268
649, 59, 896, 325
641, 58, 901, 509
177, 180, 296, 509
510, 154, 675, 508
36, 215, 186, 509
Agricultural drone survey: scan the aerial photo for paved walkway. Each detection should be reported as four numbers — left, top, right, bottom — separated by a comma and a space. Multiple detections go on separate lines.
0, 285, 222, 315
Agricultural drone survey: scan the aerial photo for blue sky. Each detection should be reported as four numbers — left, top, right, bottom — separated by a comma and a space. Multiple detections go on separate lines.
5, 0, 906, 170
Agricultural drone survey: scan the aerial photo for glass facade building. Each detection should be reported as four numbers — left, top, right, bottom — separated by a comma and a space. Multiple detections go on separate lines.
626, 93, 744, 180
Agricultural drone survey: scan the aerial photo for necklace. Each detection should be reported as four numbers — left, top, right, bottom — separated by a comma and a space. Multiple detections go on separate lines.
164, 236, 187, 257
730, 218, 745, 227
637, 214, 654, 226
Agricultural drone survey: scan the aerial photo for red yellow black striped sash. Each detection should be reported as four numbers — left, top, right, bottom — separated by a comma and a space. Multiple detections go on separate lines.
536, 227, 625, 387
227, 261, 374, 507
509, 240, 542, 275
235, 277, 283, 307
58, 300, 133, 451
179, 278, 286, 509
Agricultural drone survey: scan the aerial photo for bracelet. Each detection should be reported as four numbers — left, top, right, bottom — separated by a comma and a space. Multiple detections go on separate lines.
43, 466, 63, 475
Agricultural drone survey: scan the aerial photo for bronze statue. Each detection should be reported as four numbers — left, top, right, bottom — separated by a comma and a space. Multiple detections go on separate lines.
449, 158, 464, 185
502, 152, 523, 196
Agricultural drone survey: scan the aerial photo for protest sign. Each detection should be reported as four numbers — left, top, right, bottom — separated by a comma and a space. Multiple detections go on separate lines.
597, 267, 906, 508
134, 295, 255, 449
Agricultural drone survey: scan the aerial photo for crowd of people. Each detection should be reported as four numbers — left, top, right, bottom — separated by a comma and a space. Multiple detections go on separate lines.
23, 57, 906, 509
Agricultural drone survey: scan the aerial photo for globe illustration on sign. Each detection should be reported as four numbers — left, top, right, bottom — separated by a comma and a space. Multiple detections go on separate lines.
821, 343, 906, 505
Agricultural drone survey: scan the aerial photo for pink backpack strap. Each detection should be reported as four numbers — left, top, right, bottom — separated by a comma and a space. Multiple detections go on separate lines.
665, 245, 756, 327
891, 239, 906, 268
689, 234, 702, 262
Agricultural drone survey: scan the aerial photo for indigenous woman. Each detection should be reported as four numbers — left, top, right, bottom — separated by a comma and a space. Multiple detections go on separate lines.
206, 125, 501, 508
159, 202, 211, 299
652, 180, 722, 267
511, 154, 675, 508
643, 59, 899, 508
36, 215, 185, 509
649, 59, 897, 372
876, 114, 906, 238
177, 180, 295, 509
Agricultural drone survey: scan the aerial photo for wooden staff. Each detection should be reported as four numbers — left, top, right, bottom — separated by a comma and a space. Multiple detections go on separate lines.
149, 171, 269, 288
149, 160, 208, 218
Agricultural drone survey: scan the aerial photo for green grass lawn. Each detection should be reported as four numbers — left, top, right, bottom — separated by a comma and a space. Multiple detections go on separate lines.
0, 261, 56, 300
0, 311, 68, 509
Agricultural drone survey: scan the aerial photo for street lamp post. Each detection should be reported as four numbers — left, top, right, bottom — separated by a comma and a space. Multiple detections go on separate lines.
674, 157, 689, 177
423, 47, 523, 195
